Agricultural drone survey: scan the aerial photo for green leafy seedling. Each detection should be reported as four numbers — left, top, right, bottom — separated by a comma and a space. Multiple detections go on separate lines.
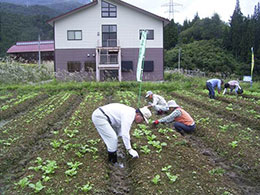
152, 174, 161, 185
29, 181, 45, 193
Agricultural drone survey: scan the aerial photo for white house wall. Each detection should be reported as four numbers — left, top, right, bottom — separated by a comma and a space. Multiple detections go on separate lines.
55, 0, 163, 49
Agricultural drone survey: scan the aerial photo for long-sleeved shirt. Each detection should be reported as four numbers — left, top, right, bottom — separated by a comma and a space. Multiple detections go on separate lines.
207, 79, 222, 91
223, 80, 241, 94
151, 94, 167, 107
158, 109, 182, 123
100, 103, 136, 150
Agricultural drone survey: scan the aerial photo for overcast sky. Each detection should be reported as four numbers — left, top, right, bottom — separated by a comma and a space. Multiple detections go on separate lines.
123, 0, 260, 24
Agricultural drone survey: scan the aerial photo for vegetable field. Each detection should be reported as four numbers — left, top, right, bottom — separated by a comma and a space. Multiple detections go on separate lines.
0, 82, 260, 194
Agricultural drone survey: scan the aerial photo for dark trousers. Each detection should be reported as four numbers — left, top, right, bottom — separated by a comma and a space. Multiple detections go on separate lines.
206, 82, 215, 99
174, 122, 195, 134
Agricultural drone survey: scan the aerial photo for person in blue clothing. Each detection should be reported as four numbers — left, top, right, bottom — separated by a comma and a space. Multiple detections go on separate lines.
206, 78, 224, 99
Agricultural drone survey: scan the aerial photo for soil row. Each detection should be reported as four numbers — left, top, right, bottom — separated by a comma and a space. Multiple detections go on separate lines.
170, 92, 260, 193
0, 93, 49, 120
0, 93, 80, 175
172, 91, 260, 131
124, 91, 242, 194
194, 90, 260, 113
6, 92, 109, 194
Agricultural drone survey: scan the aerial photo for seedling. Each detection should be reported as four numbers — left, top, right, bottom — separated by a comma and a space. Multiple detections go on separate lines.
29, 181, 45, 193
15, 177, 30, 189
209, 168, 225, 176
79, 182, 93, 193
229, 141, 238, 148
140, 145, 151, 154
133, 129, 143, 138
219, 125, 229, 132
161, 165, 172, 172
42, 160, 58, 175
65, 161, 82, 177
151, 174, 161, 185
146, 134, 156, 141
166, 172, 178, 183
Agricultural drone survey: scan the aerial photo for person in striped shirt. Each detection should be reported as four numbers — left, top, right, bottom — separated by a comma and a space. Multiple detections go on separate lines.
152, 100, 195, 136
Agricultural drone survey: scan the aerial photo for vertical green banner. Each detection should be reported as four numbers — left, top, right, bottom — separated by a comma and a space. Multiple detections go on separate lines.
136, 31, 148, 82
251, 47, 254, 79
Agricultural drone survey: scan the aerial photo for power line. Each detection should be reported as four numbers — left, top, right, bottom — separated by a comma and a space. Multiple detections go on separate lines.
162, 0, 182, 20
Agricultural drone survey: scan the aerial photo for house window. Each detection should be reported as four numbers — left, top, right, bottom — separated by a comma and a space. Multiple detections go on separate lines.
101, 0, 117, 18
67, 61, 81, 72
143, 61, 154, 72
122, 61, 133, 72
139, 30, 154, 40
67, 30, 82, 40
85, 61, 96, 71
102, 25, 117, 47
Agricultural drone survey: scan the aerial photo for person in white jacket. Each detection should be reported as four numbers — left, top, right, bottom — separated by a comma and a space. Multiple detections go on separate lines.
223, 80, 243, 95
145, 91, 169, 114
92, 103, 152, 164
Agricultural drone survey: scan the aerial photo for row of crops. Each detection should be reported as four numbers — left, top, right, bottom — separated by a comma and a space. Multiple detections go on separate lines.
0, 86, 260, 194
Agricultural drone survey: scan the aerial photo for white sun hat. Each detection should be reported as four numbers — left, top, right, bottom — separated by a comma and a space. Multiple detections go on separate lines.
139, 106, 152, 123
145, 91, 153, 98
167, 100, 179, 108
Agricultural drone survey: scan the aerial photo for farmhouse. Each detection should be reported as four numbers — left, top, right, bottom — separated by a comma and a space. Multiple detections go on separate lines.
7, 40, 54, 62
47, 0, 169, 81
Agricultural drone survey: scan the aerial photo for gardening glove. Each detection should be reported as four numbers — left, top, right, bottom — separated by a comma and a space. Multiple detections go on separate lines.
128, 149, 139, 158
153, 120, 159, 125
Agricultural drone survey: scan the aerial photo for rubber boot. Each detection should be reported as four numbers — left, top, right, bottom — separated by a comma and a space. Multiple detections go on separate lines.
108, 151, 117, 164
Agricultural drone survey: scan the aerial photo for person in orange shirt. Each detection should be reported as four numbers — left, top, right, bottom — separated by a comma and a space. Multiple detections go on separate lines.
152, 100, 195, 135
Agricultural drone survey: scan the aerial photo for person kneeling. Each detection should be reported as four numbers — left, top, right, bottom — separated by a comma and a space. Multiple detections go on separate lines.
152, 100, 195, 136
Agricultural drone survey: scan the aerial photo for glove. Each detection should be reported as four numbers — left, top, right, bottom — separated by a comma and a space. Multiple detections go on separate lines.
153, 120, 159, 125
128, 149, 139, 158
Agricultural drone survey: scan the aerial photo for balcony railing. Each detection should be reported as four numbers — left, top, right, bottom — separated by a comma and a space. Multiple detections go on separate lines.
99, 54, 118, 64
97, 39, 120, 48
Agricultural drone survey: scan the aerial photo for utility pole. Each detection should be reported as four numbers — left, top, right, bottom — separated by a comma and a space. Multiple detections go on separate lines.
178, 47, 181, 72
38, 34, 41, 66
162, 0, 182, 21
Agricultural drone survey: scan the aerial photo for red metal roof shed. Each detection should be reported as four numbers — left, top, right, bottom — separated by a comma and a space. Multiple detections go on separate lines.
7, 40, 54, 53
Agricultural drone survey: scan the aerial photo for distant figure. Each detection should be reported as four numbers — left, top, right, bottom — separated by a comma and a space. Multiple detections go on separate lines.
152, 100, 195, 136
145, 91, 169, 114
92, 103, 151, 164
206, 79, 224, 99
223, 80, 243, 95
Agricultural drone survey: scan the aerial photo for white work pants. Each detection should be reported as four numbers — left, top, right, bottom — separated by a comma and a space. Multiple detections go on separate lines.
92, 109, 118, 152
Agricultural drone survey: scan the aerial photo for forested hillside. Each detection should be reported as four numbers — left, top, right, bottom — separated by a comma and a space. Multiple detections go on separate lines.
0, 1, 90, 57
165, 1, 260, 79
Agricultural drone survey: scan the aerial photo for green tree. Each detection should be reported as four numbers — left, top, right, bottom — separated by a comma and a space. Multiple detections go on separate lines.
164, 19, 179, 50
230, 0, 244, 58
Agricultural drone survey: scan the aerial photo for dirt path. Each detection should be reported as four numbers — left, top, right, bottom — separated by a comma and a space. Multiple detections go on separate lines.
108, 139, 132, 194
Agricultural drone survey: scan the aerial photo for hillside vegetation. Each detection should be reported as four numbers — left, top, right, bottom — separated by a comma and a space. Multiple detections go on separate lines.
165, 40, 244, 78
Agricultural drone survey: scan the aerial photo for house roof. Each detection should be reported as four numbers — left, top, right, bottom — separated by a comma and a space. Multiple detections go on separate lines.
7, 41, 54, 53
47, 0, 169, 26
